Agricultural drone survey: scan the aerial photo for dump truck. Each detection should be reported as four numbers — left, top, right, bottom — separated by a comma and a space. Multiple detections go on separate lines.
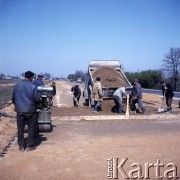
83, 60, 132, 106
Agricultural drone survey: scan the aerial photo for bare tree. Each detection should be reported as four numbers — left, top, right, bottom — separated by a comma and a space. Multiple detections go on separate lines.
161, 47, 180, 90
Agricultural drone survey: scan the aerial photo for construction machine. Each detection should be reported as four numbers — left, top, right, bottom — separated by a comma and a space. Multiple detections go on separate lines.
24, 86, 53, 133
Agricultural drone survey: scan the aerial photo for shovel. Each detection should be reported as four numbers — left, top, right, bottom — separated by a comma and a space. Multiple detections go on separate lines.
158, 90, 166, 113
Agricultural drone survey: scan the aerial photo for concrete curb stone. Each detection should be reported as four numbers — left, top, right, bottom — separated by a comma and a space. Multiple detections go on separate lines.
52, 113, 180, 121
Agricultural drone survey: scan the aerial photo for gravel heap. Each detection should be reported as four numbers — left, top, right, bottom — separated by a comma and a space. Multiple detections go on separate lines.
92, 67, 130, 88
142, 93, 162, 104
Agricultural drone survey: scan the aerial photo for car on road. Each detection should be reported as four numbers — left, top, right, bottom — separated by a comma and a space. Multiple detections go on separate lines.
77, 78, 82, 83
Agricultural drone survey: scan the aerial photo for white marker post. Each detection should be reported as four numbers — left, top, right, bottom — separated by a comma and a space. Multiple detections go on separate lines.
125, 94, 130, 119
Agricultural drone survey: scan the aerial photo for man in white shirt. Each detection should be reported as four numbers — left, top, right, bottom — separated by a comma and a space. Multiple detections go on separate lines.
113, 87, 126, 114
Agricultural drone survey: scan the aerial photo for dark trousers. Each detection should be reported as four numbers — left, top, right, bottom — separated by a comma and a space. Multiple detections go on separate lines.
16, 112, 38, 148
131, 98, 145, 113
166, 97, 173, 111
130, 98, 138, 111
113, 95, 123, 113
73, 95, 80, 107
94, 100, 101, 111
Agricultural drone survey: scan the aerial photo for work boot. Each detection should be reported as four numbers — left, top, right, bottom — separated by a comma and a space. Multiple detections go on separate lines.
167, 107, 172, 113
19, 147, 25, 152
26, 146, 37, 152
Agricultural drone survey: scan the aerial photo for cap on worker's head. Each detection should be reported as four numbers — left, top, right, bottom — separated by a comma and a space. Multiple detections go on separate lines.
96, 77, 101, 81
134, 78, 139, 82
38, 74, 44, 78
25, 71, 34, 78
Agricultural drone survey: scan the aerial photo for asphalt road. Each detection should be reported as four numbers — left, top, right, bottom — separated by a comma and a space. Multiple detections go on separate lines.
142, 88, 180, 99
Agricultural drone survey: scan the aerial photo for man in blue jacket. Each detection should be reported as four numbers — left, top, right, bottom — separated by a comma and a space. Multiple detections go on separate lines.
131, 78, 146, 114
12, 71, 41, 152
33, 74, 44, 86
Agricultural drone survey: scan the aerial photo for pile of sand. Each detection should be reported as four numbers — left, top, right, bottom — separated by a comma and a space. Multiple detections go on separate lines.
92, 67, 130, 88
142, 93, 162, 104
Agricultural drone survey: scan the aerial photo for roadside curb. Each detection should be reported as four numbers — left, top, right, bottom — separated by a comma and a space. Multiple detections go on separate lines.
52, 114, 180, 121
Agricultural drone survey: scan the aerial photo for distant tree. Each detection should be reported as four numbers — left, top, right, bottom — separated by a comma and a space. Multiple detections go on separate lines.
67, 74, 75, 81
43, 72, 51, 79
67, 70, 86, 82
125, 70, 162, 89
0, 73, 5, 77
161, 47, 180, 90
20, 72, 25, 77
0, 73, 5, 80
139, 70, 162, 89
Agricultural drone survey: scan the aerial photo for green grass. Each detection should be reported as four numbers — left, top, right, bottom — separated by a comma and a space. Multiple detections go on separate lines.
0, 80, 20, 103
0, 79, 52, 104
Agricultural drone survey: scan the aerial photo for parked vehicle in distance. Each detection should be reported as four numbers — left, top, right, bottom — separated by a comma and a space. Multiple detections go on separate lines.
77, 78, 82, 83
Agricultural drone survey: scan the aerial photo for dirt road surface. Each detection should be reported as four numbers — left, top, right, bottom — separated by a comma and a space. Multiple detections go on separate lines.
0, 81, 180, 180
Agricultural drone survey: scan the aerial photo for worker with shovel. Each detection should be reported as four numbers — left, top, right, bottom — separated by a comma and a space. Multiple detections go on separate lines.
92, 77, 103, 112
113, 87, 126, 114
131, 78, 146, 114
160, 81, 174, 113
71, 84, 81, 107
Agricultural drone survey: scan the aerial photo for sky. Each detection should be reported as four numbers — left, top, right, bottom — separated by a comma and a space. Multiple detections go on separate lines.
0, 0, 180, 77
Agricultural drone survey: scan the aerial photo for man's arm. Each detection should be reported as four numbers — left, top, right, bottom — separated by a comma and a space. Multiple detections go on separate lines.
33, 87, 41, 104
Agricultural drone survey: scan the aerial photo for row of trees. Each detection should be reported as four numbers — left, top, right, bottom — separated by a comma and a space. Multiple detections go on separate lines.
126, 47, 180, 90
20, 72, 52, 79
125, 70, 162, 89
2, 47, 178, 90
67, 70, 86, 82
161, 47, 180, 90
127, 47, 180, 90
67, 47, 180, 91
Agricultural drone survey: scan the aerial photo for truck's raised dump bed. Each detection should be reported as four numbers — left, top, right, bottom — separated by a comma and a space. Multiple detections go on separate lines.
92, 66, 130, 88
83, 60, 132, 104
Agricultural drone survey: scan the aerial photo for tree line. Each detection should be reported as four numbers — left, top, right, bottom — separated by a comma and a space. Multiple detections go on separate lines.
1, 47, 179, 90
126, 47, 180, 90
67, 47, 180, 91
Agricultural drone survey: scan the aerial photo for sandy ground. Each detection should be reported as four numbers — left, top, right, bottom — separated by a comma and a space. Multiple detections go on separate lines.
0, 80, 180, 180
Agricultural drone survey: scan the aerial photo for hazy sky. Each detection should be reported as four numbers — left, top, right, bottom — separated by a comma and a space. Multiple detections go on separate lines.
0, 0, 180, 77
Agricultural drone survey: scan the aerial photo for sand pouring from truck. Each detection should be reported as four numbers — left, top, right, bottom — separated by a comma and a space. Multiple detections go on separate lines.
83, 60, 132, 106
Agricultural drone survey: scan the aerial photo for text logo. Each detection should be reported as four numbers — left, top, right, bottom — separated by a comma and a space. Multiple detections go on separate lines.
107, 158, 179, 179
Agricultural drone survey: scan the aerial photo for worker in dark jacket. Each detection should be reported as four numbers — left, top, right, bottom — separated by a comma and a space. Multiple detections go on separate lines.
33, 74, 44, 86
131, 78, 146, 114
160, 81, 174, 112
71, 84, 81, 107
12, 71, 41, 152
51, 81, 56, 97
49, 81, 56, 106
